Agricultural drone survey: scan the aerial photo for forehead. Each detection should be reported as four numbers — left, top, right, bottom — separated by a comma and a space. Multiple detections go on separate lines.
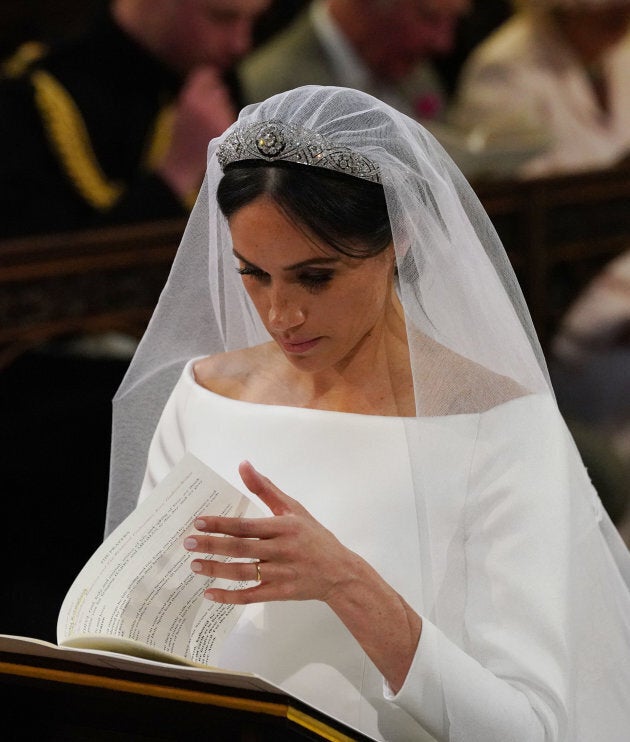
229, 198, 336, 257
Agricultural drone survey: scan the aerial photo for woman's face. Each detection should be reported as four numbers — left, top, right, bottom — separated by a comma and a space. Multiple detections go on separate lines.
228, 196, 397, 374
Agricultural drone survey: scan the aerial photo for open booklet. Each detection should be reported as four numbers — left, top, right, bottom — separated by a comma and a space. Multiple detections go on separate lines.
52, 451, 263, 668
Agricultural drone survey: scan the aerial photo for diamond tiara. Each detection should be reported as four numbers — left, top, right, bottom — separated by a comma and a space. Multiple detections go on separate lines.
216, 120, 381, 184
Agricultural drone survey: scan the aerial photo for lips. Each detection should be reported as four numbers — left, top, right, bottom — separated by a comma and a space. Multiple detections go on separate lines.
277, 337, 322, 354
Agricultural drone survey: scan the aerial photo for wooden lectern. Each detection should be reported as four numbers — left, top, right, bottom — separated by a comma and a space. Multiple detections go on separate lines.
0, 635, 373, 741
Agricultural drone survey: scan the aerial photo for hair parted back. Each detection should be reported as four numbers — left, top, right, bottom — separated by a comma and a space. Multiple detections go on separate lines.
216, 161, 392, 258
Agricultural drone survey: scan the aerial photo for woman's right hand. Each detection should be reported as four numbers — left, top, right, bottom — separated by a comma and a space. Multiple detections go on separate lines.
185, 460, 422, 694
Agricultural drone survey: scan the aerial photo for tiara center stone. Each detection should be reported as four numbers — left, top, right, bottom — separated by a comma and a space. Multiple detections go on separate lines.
256, 125, 286, 157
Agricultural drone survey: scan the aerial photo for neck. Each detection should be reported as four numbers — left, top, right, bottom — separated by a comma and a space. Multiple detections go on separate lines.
280, 293, 414, 416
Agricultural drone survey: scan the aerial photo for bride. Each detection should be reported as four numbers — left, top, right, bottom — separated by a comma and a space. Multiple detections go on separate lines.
106, 85, 630, 741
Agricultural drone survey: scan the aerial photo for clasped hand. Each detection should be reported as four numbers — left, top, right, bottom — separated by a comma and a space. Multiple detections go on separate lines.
184, 461, 357, 605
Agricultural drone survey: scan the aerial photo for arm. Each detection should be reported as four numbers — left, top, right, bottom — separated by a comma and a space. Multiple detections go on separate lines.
153, 66, 237, 203
91, 67, 237, 225
393, 395, 575, 740
449, 59, 549, 140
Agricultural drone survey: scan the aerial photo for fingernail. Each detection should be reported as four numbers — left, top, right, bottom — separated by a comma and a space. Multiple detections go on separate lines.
184, 537, 198, 550
194, 519, 206, 530
191, 561, 203, 573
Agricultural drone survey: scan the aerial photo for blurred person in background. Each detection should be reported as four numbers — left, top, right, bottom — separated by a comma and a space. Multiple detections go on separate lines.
550, 248, 630, 545
0, 0, 271, 643
447, 0, 630, 178
238, 0, 470, 125
0, 0, 271, 240
446, 0, 630, 535
432, 0, 512, 96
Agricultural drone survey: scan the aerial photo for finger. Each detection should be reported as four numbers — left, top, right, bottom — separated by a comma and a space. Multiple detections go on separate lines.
238, 460, 295, 516
204, 568, 299, 603
192, 514, 282, 539
185, 532, 264, 559
186, 531, 292, 565
204, 583, 293, 605
190, 558, 261, 583
204, 585, 265, 604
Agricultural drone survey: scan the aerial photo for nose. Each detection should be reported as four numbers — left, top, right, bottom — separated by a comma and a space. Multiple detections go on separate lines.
267, 288, 305, 331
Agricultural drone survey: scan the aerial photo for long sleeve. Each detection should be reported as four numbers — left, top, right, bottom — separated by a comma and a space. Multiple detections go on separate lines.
390, 394, 579, 740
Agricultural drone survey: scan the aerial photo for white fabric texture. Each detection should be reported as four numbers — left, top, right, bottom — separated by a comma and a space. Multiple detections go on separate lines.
138, 362, 591, 741
448, 15, 630, 177
106, 85, 630, 740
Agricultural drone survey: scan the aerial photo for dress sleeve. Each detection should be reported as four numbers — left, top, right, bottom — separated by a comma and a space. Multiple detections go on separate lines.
388, 394, 585, 741
137, 370, 191, 503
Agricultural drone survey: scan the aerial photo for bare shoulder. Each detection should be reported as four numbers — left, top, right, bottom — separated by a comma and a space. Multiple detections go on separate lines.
193, 343, 277, 400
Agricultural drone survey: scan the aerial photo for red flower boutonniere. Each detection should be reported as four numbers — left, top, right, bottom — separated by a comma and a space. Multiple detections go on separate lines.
413, 93, 443, 121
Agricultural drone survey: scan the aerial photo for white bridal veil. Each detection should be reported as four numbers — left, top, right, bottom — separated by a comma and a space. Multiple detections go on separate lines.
106, 85, 630, 740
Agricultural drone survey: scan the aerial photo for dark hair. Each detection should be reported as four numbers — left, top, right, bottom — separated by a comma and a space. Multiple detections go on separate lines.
216, 160, 392, 258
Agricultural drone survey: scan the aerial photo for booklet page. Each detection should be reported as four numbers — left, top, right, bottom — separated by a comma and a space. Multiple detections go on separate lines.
58, 452, 262, 666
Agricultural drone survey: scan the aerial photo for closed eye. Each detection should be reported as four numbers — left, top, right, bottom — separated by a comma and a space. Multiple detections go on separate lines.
236, 266, 270, 282
297, 270, 334, 292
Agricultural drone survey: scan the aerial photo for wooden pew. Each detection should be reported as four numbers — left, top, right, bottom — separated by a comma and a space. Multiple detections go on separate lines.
0, 218, 186, 368
475, 163, 630, 348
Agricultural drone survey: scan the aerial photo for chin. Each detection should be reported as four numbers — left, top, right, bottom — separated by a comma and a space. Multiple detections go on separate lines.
281, 349, 331, 374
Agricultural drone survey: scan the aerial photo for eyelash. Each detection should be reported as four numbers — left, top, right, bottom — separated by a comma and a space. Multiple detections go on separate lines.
236, 266, 267, 280
236, 267, 334, 292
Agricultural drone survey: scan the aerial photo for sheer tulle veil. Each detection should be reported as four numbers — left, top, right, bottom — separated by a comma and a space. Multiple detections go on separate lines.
106, 85, 630, 740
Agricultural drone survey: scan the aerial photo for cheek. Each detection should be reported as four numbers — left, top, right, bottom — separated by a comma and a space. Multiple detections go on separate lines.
330, 276, 392, 329
242, 281, 269, 316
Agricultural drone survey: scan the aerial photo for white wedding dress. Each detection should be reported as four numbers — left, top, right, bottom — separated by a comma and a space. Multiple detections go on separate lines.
132, 358, 615, 741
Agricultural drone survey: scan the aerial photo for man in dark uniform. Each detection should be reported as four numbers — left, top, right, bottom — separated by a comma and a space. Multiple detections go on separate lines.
0, 0, 271, 239
0, 0, 270, 643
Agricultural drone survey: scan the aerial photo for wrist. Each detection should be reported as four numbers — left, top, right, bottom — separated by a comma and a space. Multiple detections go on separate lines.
324, 551, 422, 692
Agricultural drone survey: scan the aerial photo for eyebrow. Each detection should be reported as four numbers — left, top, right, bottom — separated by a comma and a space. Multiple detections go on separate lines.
232, 249, 339, 271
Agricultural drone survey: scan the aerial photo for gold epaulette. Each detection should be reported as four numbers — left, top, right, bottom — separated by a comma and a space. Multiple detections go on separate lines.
143, 103, 199, 211
31, 66, 188, 213
2, 41, 48, 78
31, 69, 124, 210
144, 103, 174, 172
